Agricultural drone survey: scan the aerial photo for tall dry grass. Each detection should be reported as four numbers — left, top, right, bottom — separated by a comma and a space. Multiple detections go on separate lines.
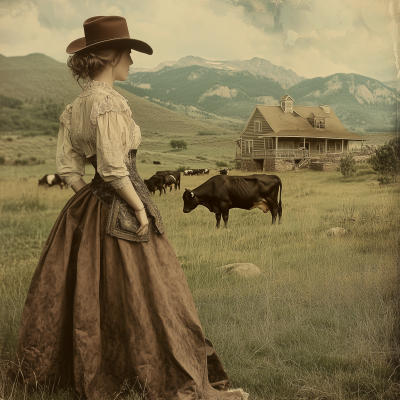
0, 166, 399, 399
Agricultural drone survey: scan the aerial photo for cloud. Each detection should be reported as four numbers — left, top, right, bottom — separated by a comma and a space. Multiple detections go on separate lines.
0, 0, 396, 81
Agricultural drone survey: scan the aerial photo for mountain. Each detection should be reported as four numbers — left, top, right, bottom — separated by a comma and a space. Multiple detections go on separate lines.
120, 65, 284, 123
0, 53, 234, 136
130, 56, 304, 89
122, 66, 397, 132
287, 73, 397, 132
382, 79, 397, 89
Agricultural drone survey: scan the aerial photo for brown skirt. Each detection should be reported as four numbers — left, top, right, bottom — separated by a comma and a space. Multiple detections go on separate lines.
10, 185, 247, 400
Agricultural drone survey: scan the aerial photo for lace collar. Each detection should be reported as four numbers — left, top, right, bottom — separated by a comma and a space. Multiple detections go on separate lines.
80, 80, 127, 101
83, 80, 115, 93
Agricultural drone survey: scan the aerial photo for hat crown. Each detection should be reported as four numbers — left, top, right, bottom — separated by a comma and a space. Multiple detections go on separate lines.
83, 16, 130, 46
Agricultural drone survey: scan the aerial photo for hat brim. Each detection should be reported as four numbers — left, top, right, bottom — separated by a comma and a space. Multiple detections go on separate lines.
66, 37, 153, 55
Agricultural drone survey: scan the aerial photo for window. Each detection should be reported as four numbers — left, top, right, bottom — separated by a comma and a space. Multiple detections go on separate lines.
265, 138, 273, 150
315, 118, 325, 129
283, 141, 294, 149
254, 121, 262, 132
244, 140, 253, 153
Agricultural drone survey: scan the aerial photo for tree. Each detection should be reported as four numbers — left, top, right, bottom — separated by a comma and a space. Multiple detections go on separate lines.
339, 154, 356, 177
170, 139, 187, 150
368, 138, 400, 184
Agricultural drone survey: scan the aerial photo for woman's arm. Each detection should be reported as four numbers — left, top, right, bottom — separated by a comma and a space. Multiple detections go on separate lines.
71, 178, 87, 193
116, 183, 149, 236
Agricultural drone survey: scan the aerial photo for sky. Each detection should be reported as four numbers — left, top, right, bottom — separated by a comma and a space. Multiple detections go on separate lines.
0, 0, 398, 82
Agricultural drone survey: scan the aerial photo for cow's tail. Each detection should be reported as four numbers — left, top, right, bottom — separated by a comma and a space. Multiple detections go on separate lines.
277, 176, 282, 216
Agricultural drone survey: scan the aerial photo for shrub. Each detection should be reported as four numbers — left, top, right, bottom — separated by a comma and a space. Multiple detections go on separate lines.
30, 156, 37, 162
141, 159, 146, 163
216, 161, 229, 168
339, 154, 356, 177
0, 156, 5, 165
196, 156, 207, 160
17, 153, 22, 158
6, 137, 13, 141
368, 138, 400, 184
170, 139, 187, 150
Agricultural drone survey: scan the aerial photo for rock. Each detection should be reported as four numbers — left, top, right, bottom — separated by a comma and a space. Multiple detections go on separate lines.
325, 227, 347, 236
217, 263, 261, 277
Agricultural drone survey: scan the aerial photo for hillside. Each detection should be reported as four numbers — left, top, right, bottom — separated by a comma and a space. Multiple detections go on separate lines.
130, 55, 304, 88
0, 53, 236, 136
120, 65, 284, 123
288, 73, 397, 132
122, 66, 397, 133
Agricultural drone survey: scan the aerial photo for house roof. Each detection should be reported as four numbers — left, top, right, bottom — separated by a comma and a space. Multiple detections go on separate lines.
240, 104, 364, 140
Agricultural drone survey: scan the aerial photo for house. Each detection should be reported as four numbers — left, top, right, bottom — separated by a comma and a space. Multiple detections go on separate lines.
235, 95, 364, 171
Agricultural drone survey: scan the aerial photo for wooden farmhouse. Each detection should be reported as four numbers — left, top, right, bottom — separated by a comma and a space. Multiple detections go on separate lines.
235, 95, 364, 172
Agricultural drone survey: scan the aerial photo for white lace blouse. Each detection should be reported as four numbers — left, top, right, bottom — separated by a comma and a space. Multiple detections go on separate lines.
56, 80, 141, 189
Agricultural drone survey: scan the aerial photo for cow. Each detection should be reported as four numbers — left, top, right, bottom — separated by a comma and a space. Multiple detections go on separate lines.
144, 175, 165, 196
38, 173, 66, 189
153, 161, 161, 165
204, 168, 210, 174
158, 173, 176, 192
184, 170, 193, 176
218, 168, 229, 175
182, 174, 282, 228
156, 170, 181, 190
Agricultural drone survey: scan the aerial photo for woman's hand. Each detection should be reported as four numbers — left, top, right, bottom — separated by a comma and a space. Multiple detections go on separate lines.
135, 208, 149, 236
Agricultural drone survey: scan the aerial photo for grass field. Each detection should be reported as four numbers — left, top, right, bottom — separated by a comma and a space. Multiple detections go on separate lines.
0, 161, 399, 399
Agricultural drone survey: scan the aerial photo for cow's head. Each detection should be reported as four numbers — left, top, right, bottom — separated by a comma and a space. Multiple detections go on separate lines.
182, 188, 199, 213
144, 179, 155, 193
38, 178, 48, 187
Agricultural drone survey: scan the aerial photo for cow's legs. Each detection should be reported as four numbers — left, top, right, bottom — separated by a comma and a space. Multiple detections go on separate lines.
266, 198, 278, 224
222, 209, 229, 228
215, 212, 221, 228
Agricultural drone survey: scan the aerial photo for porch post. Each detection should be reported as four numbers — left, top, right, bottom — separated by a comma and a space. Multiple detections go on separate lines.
275, 137, 278, 156
303, 137, 305, 147
325, 138, 328, 153
342, 139, 344, 153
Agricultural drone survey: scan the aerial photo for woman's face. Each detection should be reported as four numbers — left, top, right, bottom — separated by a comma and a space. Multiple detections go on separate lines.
113, 49, 133, 82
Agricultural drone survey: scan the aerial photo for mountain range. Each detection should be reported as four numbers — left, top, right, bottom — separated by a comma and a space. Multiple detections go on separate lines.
120, 60, 397, 133
130, 55, 305, 89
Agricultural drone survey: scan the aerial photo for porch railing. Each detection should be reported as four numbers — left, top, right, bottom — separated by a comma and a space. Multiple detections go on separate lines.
236, 149, 310, 159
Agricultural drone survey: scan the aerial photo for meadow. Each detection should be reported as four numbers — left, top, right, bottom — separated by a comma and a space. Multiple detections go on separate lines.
0, 160, 399, 399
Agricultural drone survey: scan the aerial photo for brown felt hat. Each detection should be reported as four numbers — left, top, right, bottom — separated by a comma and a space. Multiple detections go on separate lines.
66, 16, 153, 55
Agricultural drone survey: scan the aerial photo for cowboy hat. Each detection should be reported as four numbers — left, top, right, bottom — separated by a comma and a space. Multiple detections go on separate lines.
66, 16, 153, 55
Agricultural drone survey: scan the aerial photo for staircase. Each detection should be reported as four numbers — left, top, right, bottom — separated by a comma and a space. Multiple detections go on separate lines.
297, 157, 311, 169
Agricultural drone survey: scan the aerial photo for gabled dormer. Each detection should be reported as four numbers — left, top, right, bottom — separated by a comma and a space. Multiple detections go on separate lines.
280, 95, 294, 114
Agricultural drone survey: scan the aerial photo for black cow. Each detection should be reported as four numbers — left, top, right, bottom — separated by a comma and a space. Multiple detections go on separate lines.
218, 168, 229, 175
38, 173, 66, 189
158, 173, 176, 192
156, 170, 181, 190
144, 175, 165, 196
182, 174, 282, 227
153, 161, 161, 165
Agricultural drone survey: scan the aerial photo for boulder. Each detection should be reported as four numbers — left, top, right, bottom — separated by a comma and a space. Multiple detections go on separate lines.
325, 227, 347, 236
217, 263, 261, 277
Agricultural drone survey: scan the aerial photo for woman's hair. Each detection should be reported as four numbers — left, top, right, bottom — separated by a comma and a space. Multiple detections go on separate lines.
67, 48, 126, 81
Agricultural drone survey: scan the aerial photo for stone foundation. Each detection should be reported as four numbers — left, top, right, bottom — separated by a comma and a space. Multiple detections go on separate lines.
240, 160, 263, 172
263, 159, 295, 172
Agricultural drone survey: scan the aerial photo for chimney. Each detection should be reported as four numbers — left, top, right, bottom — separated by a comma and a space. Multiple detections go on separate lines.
320, 105, 330, 113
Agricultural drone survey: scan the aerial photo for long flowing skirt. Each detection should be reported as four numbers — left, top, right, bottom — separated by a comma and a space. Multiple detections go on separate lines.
10, 185, 247, 400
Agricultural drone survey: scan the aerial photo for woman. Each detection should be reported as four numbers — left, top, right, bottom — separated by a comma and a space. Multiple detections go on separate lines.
10, 16, 248, 400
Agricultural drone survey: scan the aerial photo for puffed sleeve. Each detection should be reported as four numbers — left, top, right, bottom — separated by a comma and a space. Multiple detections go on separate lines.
96, 110, 131, 189
56, 105, 85, 186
